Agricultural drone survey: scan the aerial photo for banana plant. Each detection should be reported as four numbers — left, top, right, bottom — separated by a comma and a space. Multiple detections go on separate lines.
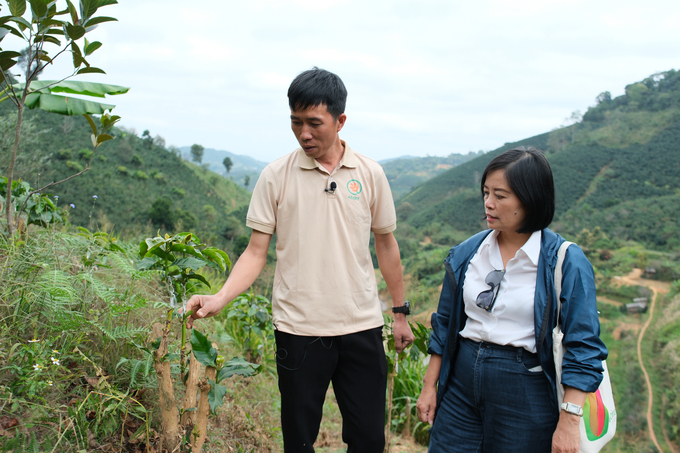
0, 0, 128, 235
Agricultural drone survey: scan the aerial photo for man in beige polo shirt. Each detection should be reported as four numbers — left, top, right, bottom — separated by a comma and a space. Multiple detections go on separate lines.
187, 67, 414, 452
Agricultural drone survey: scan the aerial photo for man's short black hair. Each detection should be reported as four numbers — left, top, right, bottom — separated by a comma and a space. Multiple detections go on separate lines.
481, 146, 555, 234
288, 67, 347, 120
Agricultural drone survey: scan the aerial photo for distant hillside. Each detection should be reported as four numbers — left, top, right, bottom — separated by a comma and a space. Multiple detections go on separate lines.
0, 102, 251, 242
179, 146, 268, 192
398, 69, 680, 252
380, 152, 483, 199
175, 148, 482, 198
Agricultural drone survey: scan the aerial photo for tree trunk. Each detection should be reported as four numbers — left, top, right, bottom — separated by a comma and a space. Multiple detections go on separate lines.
192, 366, 216, 453
383, 359, 397, 453
181, 354, 202, 427
5, 102, 23, 236
403, 396, 412, 440
152, 322, 181, 452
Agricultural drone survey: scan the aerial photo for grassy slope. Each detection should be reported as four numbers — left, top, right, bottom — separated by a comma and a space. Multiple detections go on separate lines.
1, 102, 251, 240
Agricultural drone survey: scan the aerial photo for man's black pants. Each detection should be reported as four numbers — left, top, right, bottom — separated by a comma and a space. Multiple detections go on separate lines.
274, 326, 387, 453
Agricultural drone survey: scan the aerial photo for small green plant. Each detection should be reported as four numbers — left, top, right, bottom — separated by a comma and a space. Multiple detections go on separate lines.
137, 232, 259, 452
383, 318, 432, 445
221, 293, 274, 369
0, 177, 63, 229
133, 170, 149, 180
1, 338, 66, 399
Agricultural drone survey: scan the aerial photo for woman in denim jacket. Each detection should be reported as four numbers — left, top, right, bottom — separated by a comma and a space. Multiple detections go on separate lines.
416, 147, 607, 453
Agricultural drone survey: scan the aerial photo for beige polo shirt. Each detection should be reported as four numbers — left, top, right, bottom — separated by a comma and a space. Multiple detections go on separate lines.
246, 141, 397, 336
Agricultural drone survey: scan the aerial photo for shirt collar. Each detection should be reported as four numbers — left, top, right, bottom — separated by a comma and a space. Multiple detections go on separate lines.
297, 140, 358, 170
477, 229, 542, 266
478, 229, 499, 253
521, 230, 542, 266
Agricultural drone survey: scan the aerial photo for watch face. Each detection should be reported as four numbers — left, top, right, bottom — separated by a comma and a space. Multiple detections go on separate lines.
562, 402, 583, 416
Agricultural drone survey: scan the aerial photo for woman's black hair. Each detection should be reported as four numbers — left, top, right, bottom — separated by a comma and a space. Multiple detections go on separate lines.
481, 146, 555, 233
287, 67, 347, 120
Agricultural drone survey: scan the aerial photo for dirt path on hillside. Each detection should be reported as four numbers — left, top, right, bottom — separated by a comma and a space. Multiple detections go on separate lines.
614, 268, 672, 452
636, 286, 663, 453
615, 268, 670, 294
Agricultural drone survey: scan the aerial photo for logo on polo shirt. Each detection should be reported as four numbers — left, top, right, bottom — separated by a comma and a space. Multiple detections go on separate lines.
347, 180, 362, 196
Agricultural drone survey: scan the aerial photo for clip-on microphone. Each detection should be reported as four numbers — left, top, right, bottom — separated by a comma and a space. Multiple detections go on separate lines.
325, 181, 337, 194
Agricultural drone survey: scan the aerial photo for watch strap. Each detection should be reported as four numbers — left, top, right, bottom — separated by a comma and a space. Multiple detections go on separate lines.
392, 301, 411, 315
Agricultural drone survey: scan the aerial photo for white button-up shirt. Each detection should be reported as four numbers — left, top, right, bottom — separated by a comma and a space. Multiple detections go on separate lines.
460, 229, 542, 353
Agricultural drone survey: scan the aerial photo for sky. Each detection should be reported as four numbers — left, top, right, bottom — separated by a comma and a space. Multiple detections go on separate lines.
22, 0, 680, 162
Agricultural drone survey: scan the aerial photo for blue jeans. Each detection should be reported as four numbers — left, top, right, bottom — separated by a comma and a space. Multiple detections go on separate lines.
429, 337, 558, 452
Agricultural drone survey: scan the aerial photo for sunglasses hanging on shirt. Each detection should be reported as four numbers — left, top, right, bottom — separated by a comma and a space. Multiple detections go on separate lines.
475, 269, 506, 312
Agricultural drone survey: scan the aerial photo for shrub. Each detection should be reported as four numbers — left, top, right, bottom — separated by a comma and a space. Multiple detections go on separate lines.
78, 148, 93, 160
234, 235, 250, 257
203, 204, 216, 223
131, 154, 144, 166
222, 216, 243, 240
56, 148, 72, 160
66, 160, 84, 172
171, 187, 185, 198
176, 210, 197, 230
134, 170, 149, 180
118, 166, 130, 176
149, 197, 175, 229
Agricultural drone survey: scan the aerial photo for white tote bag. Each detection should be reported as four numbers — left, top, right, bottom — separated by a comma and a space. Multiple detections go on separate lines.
552, 241, 616, 453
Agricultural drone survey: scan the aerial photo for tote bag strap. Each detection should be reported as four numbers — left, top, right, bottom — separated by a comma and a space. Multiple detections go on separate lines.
555, 241, 574, 323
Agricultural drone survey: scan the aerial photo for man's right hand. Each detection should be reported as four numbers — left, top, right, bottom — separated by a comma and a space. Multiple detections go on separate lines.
184, 230, 273, 329
185, 294, 226, 329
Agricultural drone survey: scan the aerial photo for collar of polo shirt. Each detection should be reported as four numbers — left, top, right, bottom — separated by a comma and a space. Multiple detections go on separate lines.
297, 140, 359, 170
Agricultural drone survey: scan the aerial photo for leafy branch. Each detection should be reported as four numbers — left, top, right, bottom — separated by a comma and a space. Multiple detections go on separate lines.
0, 0, 127, 236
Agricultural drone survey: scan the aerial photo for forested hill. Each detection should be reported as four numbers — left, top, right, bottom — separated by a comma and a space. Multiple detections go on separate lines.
0, 102, 251, 243
398, 69, 680, 251
380, 152, 483, 200
178, 146, 268, 192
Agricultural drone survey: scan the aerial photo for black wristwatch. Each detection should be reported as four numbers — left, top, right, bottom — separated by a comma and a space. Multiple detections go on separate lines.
392, 301, 411, 315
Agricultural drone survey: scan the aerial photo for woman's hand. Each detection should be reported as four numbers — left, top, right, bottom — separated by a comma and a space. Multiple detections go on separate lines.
553, 387, 587, 452
551, 410, 581, 453
416, 354, 442, 425
416, 384, 438, 425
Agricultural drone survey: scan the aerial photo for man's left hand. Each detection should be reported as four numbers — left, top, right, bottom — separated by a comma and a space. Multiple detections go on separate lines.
393, 316, 415, 353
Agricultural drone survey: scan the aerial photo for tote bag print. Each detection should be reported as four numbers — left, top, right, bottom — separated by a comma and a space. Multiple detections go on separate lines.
582, 363, 615, 442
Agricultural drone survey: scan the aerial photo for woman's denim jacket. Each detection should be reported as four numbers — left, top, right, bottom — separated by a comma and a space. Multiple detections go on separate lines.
428, 228, 608, 412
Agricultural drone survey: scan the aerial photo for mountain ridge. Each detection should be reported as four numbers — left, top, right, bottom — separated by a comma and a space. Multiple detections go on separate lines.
397, 69, 680, 252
